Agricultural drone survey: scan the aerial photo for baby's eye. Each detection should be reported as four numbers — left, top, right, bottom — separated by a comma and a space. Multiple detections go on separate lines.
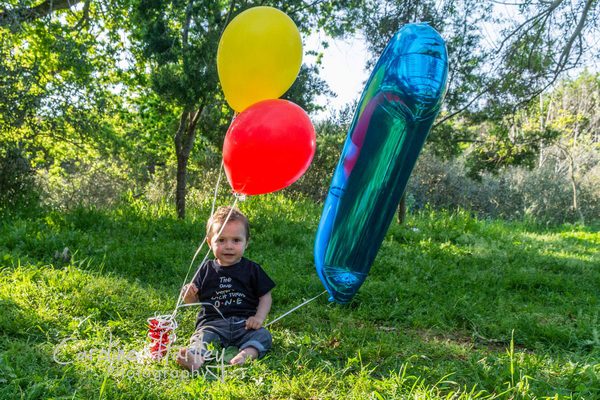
234, 238, 242, 242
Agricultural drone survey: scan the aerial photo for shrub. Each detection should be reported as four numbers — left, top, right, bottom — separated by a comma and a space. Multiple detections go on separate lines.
0, 143, 39, 212
407, 148, 600, 225
37, 160, 133, 210
284, 132, 345, 201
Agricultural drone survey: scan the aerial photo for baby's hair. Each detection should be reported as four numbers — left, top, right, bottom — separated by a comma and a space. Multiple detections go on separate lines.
206, 206, 250, 241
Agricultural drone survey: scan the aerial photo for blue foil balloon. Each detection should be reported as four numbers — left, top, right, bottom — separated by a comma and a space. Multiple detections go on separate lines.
314, 23, 449, 303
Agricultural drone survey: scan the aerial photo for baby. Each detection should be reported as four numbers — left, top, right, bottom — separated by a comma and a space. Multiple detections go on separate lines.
177, 206, 275, 370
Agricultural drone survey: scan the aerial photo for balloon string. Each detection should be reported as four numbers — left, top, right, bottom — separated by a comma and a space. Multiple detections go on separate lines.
147, 114, 241, 360
265, 290, 327, 328
146, 314, 178, 360
210, 160, 224, 218
175, 290, 327, 329
173, 162, 224, 315
146, 288, 325, 361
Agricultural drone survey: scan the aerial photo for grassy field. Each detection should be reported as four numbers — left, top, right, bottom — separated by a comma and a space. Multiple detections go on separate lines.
1, 194, 599, 399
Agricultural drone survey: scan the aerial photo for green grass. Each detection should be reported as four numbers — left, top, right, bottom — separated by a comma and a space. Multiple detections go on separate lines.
1, 195, 599, 399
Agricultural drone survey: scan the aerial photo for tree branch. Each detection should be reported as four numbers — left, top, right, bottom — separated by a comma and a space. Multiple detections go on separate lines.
0, 0, 84, 28
554, 0, 594, 74
495, 0, 563, 53
289, 0, 327, 15
434, 88, 489, 126
74, 0, 91, 31
182, 0, 194, 49
219, 0, 236, 38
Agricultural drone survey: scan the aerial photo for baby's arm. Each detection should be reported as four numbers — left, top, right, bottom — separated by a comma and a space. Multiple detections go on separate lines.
181, 283, 198, 304
246, 291, 272, 330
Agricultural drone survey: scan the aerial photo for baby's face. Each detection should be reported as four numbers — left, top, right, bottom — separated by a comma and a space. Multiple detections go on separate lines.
207, 220, 248, 266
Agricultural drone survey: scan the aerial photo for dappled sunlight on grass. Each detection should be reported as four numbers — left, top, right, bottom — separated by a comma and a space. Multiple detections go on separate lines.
519, 231, 599, 265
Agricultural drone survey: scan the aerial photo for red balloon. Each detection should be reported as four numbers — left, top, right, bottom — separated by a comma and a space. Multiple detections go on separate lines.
223, 99, 316, 195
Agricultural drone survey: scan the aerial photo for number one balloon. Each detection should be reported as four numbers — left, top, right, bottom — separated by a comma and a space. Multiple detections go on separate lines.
217, 6, 303, 112
314, 23, 449, 303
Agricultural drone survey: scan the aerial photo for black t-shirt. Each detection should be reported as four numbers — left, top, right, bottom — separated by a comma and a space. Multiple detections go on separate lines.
192, 257, 275, 326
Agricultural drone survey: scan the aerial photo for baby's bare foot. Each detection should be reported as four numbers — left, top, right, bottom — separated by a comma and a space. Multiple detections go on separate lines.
176, 348, 204, 371
230, 347, 258, 365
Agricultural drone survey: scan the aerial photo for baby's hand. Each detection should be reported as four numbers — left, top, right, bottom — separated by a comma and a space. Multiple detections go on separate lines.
245, 316, 264, 330
181, 283, 198, 304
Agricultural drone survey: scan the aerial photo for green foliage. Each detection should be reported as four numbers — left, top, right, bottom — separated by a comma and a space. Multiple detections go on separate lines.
0, 196, 598, 398
285, 127, 346, 201
356, 0, 493, 115
425, 123, 462, 159
427, 70, 599, 182
130, 0, 222, 107
283, 64, 333, 115
463, 122, 559, 179
0, 0, 127, 146
0, 31, 39, 131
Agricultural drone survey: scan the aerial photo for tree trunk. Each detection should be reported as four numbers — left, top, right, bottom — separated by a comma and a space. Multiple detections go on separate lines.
567, 152, 585, 224
174, 105, 204, 219
175, 148, 189, 219
396, 193, 407, 224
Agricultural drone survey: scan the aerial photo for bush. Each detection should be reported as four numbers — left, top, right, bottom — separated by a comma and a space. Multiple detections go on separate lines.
141, 163, 236, 212
284, 132, 345, 201
407, 148, 600, 225
0, 143, 39, 212
37, 160, 133, 210
143, 135, 598, 226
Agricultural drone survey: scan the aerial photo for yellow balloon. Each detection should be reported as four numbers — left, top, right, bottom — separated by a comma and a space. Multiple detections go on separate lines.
217, 6, 303, 112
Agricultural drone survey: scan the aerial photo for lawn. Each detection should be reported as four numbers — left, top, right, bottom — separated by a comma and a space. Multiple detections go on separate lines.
1, 194, 599, 399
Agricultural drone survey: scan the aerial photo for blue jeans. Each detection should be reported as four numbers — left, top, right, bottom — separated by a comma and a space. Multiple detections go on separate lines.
189, 316, 272, 359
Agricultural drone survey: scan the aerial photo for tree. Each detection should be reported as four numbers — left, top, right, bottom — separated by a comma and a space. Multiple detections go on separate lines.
535, 70, 599, 223
127, 0, 241, 219
341, 0, 599, 220
354, 0, 599, 151
0, 0, 130, 166
2, 0, 348, 215
128, 0, 353, 218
